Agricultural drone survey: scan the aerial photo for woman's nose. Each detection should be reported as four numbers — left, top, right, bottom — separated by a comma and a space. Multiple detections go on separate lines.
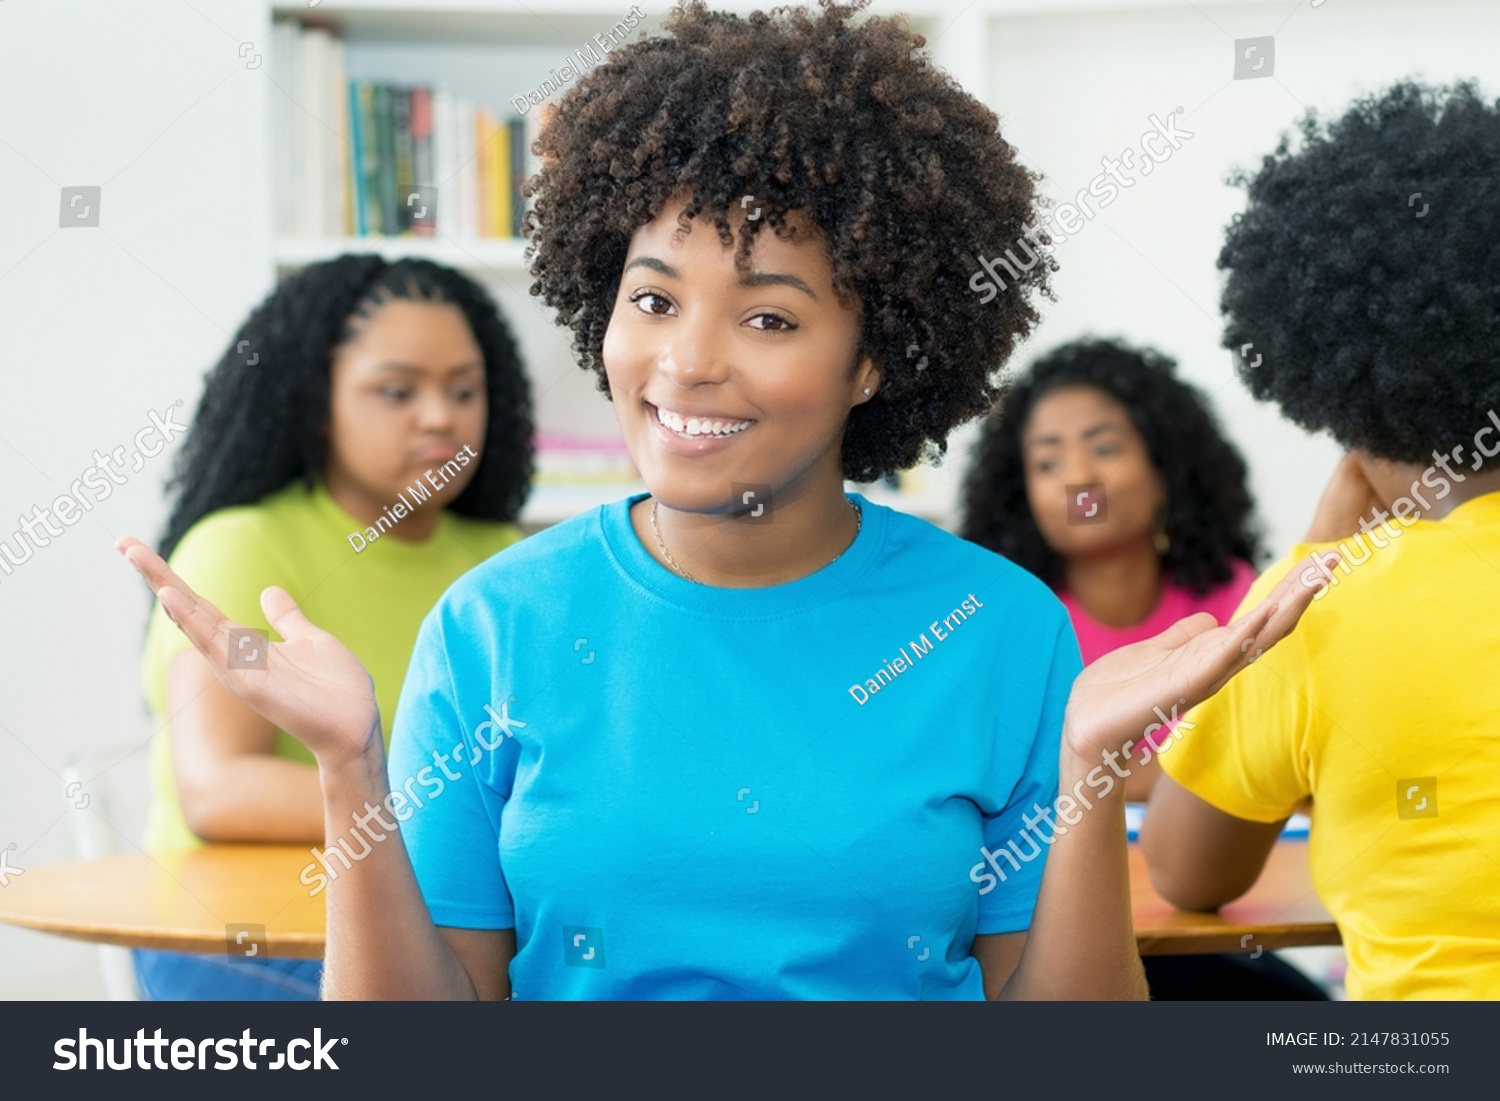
417, 391, 455, 430
657, 316, 732, 386
1058, 449, 1099, 487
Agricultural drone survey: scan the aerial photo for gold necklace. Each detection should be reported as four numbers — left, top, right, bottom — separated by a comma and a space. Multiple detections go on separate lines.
649, 496, 862, 584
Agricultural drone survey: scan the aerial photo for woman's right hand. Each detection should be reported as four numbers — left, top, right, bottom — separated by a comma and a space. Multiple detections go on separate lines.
117, 535, 381, 771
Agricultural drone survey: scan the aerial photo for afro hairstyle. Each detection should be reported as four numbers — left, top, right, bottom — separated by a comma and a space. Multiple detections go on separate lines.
1219, 79, 1500, 463
158, 255, 533, 562
524, 0, 1055, 482
959, 338, 1263, 595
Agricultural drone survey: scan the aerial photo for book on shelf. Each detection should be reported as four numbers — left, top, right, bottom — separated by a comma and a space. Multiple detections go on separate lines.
533, 434, 639, 486
272, 18, 546, 243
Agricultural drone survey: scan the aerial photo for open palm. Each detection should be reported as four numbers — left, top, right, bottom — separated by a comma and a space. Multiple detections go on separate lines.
1062, 550, 1337, 763
117, 535, 381, 768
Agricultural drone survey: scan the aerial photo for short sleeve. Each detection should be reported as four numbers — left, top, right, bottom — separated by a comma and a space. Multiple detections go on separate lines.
975, 617, 1078, 934
387, 607, 516, 929
1157, 554, 1314, 823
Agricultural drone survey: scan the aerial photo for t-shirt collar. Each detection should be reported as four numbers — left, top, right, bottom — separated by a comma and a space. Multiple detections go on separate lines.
599, 491, 886, 613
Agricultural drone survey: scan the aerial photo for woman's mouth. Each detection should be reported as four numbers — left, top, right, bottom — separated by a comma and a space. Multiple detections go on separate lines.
649, 402, 754, 441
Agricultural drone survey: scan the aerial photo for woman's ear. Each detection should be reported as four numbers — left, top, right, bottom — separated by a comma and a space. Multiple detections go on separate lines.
853, 353, 881, 404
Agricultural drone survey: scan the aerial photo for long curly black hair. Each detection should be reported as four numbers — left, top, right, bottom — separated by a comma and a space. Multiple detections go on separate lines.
959, 340, 1262, 595
158, 255, 534, 562
1219, 80, 1500, 462
524, 0, 1054, 482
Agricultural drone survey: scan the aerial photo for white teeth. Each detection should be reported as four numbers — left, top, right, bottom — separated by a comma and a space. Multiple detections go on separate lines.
654, 405, 751, 438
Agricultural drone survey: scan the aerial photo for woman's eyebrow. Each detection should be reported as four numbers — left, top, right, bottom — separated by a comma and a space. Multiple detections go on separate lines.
622, 255, 818, 300
1024, 434, 1062, 449
370, 362, 483, 378
623, 256, 678, 279
740, 271, 817, 300
1024, 422, 1123, 448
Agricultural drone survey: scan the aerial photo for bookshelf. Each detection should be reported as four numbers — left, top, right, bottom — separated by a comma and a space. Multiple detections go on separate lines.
258, 1, 980, 527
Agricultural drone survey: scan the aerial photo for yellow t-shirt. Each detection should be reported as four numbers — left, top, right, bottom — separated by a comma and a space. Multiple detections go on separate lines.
141, 479, 523, 851
1159, 490, 1500, 1000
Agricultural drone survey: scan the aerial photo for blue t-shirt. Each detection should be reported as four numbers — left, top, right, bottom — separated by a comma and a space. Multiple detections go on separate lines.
388, 492, 1080, 1000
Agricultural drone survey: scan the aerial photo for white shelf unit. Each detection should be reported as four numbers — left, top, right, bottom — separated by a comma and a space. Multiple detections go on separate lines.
273, 235, 530, 270
259, 1, 976, 527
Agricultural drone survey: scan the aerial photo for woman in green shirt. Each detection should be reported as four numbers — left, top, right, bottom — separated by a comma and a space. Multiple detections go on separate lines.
134, 255, 533, 999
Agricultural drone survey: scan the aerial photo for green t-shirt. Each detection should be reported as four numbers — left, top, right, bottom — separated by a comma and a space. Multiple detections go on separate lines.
141, 479, 523, 851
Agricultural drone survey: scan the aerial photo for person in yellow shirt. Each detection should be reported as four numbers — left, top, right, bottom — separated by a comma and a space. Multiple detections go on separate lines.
133, 254, 533, 999
1141, 80, 1500, 1000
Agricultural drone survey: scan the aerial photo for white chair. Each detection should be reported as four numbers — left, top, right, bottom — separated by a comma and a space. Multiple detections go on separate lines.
60, 738, 154, 1000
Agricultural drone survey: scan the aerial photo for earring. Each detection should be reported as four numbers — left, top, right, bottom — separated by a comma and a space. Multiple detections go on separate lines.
863, 387, 872, 396
1153, 515, 1171, 555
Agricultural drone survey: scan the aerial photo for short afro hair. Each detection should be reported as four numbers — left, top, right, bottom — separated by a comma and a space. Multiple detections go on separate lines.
959, 339, 1263, 595
1219, 79, 1500, 463
526, 0, 1054, 482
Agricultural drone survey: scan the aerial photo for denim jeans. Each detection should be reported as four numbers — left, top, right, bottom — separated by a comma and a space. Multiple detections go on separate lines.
133, 948, 323, 1000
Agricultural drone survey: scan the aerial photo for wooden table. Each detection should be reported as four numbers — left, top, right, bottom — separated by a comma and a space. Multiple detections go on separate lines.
0, 844, 324, 958
1128, 843, 1339, 955
0, 842, 1338, 959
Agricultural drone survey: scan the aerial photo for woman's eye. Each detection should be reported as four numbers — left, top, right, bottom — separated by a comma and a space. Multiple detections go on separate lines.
628, 291, 674, 316
1095, 443, 1121, 458
452, 387, 480, 403
379, 388, 412, 402
1034, 459, 1057, 474
747, 312, 797, 333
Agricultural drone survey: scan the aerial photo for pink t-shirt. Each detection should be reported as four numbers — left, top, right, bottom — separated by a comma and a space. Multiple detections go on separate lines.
1058, 559, 1258, 749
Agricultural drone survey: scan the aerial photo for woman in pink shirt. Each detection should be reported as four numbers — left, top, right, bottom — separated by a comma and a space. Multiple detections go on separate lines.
961, 339, 1261, 801
960, 339, 1329, 1000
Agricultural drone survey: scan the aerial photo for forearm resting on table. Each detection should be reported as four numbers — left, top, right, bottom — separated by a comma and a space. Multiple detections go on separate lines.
168, 648, 324, 842
1140, 773, 1285, 913
178, 754, 324, 842
318, 750, 483, 1000
999, 753, 1147, 1001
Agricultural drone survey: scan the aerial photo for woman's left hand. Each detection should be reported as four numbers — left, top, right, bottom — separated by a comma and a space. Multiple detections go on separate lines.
1061, 549, 1338, 769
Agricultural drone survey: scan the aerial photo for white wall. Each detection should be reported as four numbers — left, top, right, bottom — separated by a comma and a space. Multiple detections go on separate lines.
969, 0, 1500, 556
1, 0, 1494, 998
0, 0, 268, 997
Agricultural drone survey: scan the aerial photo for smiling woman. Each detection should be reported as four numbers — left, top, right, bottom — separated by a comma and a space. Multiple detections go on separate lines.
599, 199, 878, 586
118, 0, 1335, 1003
129, 255, 533, 1000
